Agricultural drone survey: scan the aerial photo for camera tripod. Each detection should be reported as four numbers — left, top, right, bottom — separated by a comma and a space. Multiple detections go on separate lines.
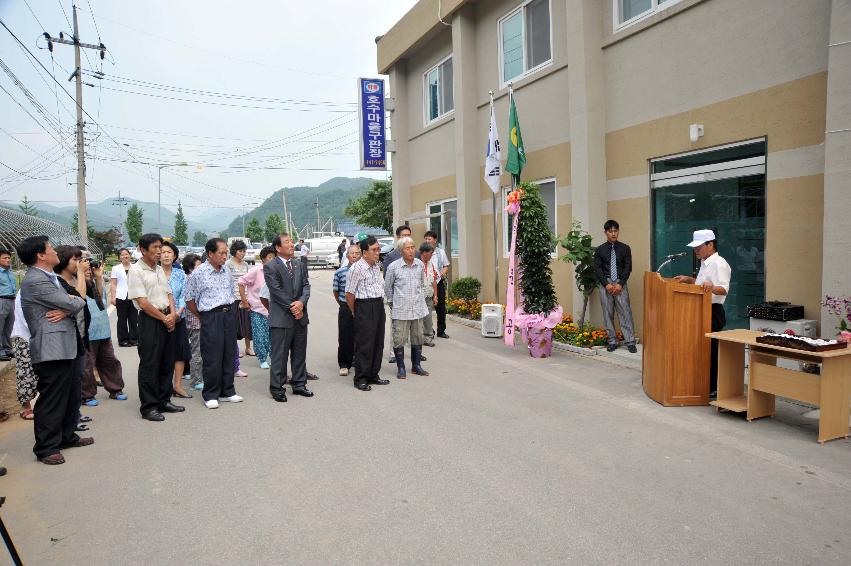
0, 497, 22, 566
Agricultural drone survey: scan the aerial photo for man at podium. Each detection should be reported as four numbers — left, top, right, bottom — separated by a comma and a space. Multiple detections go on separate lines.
674, 229, 731, 397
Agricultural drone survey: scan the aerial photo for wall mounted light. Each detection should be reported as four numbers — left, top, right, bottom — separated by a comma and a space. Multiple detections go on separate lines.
689, 124, 705, 143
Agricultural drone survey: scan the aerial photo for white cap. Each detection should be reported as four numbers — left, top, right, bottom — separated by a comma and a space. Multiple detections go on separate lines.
687, 229, 716, 248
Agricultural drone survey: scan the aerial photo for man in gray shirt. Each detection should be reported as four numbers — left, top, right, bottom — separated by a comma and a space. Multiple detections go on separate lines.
385, 237, 429, 378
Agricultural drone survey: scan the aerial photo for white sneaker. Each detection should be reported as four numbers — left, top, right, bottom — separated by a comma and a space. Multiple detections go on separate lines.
235, 370, 248, 377
339, 367, 349, 376
205, 399, 219, 409
222, 395, 243, 403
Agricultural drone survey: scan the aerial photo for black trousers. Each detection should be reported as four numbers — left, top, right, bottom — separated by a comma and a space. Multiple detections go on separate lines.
709, 303, 727, 393
353, 298, 385, 385
200, 308, 238, 401
269, 325, 308, 394
137, 312, 176, 415
436, 279, 447, 334
32, 357, 80, 458
115, 297, 138, 343
337, 302, 355, 369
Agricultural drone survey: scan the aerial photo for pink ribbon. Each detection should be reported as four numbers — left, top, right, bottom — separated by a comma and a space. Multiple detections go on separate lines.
505, 209, 519, 346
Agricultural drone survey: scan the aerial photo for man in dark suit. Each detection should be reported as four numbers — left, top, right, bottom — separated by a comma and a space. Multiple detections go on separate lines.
17, 235, 92, 465
264, 233, 313, 402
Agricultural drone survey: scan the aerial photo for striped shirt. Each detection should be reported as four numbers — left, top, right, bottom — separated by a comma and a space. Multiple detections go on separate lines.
332, 264, 350, 303
345, 258, 384, 300
384, 257, 428, 320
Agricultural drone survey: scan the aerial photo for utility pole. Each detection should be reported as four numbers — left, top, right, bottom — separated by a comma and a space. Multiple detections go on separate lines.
44, 3, 106, 247
282, 188, 290, 236
111, 191, 129, 242
314, 197, 320, 236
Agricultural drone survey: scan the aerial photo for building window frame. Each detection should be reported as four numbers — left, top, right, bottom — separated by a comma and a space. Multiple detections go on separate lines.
613, 0, 684, 32
422, 54, 455, 126
497, 0, 553, 88
503, 177, 557, 258
426, 198, 459, 257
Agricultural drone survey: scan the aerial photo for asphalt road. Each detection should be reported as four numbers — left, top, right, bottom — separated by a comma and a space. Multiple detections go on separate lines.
1, 270, 851, 565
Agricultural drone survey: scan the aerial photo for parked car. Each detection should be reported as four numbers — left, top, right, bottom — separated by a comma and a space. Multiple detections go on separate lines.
378, 237, 394, 264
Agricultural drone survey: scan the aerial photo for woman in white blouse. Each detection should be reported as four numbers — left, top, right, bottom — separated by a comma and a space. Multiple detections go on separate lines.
109, 248, 138, 347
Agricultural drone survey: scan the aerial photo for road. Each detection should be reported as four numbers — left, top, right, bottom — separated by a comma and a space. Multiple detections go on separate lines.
1, 270, 851, 564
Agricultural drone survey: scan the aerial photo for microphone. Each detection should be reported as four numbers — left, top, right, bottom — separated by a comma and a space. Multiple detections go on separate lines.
666, 252, 688, 259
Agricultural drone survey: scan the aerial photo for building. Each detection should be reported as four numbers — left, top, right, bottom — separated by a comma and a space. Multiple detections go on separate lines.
376, 0, 849, 335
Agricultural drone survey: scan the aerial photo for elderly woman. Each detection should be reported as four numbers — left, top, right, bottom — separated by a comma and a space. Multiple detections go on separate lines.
83, 263, 126, 401
384, 236, 429, 378
160, 241, 192, 399
238, 246, 276, 370
226, 240, 250, 377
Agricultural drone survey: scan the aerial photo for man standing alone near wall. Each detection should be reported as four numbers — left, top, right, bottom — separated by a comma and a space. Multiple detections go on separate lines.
593, 220, 637, 354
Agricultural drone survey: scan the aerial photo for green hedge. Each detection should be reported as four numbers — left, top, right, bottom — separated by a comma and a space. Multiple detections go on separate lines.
449, 276, 481, 301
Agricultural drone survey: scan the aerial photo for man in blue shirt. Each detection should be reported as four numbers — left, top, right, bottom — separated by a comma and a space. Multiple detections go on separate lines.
0, 248, 16, 361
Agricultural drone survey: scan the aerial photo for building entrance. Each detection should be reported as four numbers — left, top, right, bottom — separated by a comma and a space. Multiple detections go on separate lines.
650, 139, 766, 329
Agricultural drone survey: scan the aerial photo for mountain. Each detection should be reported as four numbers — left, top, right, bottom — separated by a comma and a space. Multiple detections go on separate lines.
224, 177, 377, 236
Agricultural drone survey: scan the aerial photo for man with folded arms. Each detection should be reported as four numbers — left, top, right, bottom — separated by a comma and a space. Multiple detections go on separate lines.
346, 236, 387, 391
127, 233, 185, 421
18, 236, 92, 465
185, 238, 244, 409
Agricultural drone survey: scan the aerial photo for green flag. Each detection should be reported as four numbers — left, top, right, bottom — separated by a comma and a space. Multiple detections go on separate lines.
505, 95, 526, 181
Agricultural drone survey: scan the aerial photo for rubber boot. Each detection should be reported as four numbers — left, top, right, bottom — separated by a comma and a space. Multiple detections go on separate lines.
394, 347, 406, 379
411, 345, 429, 376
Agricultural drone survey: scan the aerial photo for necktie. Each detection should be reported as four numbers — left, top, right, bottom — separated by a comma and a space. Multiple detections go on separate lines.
609, 244, 617, 282
286, 260, 293, 276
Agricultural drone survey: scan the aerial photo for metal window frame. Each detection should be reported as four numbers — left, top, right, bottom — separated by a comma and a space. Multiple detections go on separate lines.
498, 0, 554, 88
422, 54, 455, 127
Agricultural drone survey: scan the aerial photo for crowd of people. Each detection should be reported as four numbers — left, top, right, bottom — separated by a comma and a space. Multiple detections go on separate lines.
1, 225, 452, 465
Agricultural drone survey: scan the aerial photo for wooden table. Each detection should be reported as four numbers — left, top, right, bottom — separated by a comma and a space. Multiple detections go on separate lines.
707, 329, 851, 443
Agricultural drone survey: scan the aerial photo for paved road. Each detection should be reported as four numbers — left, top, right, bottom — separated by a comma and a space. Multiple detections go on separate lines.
1, 271, 851, 564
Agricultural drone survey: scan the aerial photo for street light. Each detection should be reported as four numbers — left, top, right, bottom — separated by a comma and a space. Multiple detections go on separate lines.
156, 162, 189, 233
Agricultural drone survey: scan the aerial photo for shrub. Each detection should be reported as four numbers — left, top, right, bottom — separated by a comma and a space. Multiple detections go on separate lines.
515, 182, 558, 315
447, 298, 482, 320
449, 277, 481, 301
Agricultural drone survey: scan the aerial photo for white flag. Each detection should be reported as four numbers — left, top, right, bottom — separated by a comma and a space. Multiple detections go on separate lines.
484, 98, 501, 194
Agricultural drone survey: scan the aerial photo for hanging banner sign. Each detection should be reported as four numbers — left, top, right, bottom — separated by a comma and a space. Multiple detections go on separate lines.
358, 77, 387, 171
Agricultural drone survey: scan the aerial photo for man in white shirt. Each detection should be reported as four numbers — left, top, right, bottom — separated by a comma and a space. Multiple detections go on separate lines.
674, 229, 732, 396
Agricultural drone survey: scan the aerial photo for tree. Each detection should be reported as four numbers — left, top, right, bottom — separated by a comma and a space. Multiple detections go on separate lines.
514, 182, 558, 316
344, 179, 393, 233
192, 230, 208, 246
245, 217, 264, 242
19, 195, 39, 217
219, 230, 230, 241
559, 220, 597, 327
90, 227, 123, 258
125, 203, 144, 244
173, 201, 189, 245
264, 213, 284, 242
71, 212, 95, 243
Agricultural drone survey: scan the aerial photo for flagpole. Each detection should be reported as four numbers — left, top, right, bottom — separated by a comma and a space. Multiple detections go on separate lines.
489, 90, 500, 303
509, 82, 516, 190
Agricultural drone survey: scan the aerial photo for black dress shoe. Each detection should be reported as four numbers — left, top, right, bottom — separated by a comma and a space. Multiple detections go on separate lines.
355, 383, 372, 391
142, 411, 165, 422
627, 345, 638, 353
272, 393, 287, 402
606, 344, 618, 352
437, 332, 449, 339
366, 377, 390, 385
306, 372, 319, 380
292, 387, 314, 397
160, 402, 185, 413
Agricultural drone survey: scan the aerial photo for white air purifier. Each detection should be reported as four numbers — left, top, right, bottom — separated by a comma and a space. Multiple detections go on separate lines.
481, 304, 504, 338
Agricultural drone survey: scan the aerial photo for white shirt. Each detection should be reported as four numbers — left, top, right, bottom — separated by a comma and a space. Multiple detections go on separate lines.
695, 252, 731, 305
11, 292, 30, 340
110, 263, 131, 300
431, 247, 449, 283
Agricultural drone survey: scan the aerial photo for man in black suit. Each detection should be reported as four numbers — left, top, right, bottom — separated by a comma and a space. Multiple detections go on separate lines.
264, 233, 313, 402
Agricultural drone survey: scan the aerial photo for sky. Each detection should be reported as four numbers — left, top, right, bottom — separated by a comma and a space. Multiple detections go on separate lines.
0, 0, 416, 222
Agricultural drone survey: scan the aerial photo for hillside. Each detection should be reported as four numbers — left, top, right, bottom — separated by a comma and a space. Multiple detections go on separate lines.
224, 177, 376, 236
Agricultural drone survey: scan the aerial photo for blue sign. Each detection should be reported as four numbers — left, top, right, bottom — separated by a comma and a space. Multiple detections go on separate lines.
358, 78, 386, 171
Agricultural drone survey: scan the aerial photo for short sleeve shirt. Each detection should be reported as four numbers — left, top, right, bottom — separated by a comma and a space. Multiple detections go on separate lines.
695, 252, 732, 305
127, 260, 172, 310
345, 258, 384, 299
184, 261, 235, 312
332, 264, 350, 303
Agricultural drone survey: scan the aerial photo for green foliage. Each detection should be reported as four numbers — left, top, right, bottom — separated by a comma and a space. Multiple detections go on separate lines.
18, 195, 39, 217
264, 213, 284, 242
173, 202, 189, 245
90, 227, 123, 258
558, 220, 597, 327
245, 217, 264, 242
515, 182, 558, 315
125, 203, 144, 244
192, 230, 208, 246
344, 179, 393, 233
449, 276, 482, 301
219, 230, 230, 241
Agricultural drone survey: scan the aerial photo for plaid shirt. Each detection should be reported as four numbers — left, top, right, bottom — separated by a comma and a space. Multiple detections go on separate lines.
332, 264, 350, 303
345, 258, 384, 299
384, 257, 428, 320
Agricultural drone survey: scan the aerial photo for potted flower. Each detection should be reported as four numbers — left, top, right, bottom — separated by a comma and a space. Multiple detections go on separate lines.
821, 295, 851, 343
511, 182, 563, 357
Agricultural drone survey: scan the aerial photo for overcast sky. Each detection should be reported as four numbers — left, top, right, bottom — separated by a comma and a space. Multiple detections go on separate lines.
0, 0, 416, 220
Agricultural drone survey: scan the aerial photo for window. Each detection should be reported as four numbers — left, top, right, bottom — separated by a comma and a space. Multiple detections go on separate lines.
503, 179, 557, 256
499, 0, 552, 85
423, 56, 454, 124
615, 0, 679, 29
428, 199, 459, 256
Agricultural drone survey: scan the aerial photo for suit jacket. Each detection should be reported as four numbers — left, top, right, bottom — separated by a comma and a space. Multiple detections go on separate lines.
593, 241, 633, 287
20, 267, 86, 364
263, 256, 310, 329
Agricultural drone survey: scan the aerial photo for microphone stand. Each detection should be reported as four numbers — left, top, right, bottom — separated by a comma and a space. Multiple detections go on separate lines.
656, 254, 686, 273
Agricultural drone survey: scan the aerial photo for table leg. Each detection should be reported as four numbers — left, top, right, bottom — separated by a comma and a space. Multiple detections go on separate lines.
716, 341, 744, 408
817, 357, 851, 443
747, 351, 775, 421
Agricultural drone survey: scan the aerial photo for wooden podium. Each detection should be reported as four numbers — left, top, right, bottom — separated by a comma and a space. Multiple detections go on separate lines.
642, 272, 712, 406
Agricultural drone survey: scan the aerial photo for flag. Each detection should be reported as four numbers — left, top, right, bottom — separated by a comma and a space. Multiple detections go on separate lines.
484, 98, 501, 194
505, 92, 526, 181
